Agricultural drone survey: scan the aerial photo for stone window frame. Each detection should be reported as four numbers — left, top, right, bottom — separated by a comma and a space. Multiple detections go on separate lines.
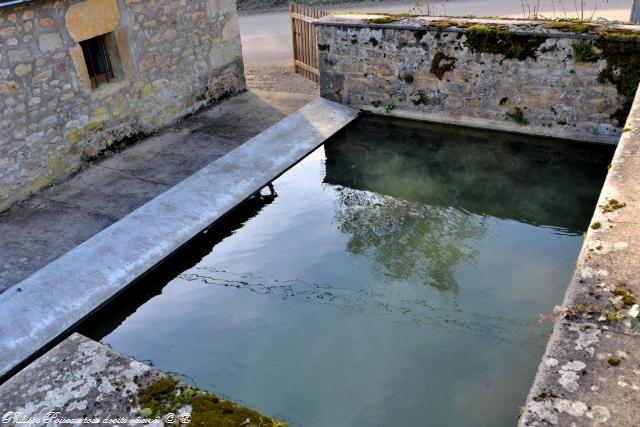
65, 0, 131, 95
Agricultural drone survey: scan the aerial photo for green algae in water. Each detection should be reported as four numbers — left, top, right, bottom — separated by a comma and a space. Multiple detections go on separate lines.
83, 117, 613, 427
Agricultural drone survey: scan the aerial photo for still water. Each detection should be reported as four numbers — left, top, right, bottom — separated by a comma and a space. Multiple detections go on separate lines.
82, 117, 613, 427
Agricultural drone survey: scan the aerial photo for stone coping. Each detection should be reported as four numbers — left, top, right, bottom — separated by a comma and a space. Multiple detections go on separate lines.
0, 98, 358, 380
0, 333, 283, 425
519, 87, 640, 424
317, 14, 640, 40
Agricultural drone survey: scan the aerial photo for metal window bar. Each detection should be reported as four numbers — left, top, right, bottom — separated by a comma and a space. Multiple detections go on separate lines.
98, 36, 111, 84
81, 35, 114, 88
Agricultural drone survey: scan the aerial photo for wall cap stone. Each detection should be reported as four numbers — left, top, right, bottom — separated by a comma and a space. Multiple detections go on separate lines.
518, 85, 640, 425
316, 14, 640, 40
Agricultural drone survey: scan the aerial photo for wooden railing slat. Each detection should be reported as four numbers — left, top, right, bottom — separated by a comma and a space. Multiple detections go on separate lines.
289, 2, 325, 82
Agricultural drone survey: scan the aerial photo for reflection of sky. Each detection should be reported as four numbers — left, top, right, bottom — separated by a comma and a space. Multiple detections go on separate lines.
102, 146, 587, 427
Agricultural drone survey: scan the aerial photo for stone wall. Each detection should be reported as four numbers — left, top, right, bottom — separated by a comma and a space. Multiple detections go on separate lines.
0, 0, 245, 210
519, 85, 640, 427
316, 15, 640, 144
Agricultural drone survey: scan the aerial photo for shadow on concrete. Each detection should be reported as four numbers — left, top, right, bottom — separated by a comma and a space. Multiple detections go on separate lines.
0, 90, 316, 294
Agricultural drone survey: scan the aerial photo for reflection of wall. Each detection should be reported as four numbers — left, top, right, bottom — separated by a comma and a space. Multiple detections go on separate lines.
324, 116, 613, 234
0, 0, 245, 210
317, 16, 640, 144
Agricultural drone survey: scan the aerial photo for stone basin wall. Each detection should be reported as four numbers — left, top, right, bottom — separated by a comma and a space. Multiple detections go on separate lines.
316, 15, 640, 145
0, 0, 245, 210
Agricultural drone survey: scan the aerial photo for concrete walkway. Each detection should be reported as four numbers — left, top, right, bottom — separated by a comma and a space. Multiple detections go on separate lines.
0, 89, 316, 294
0, 97, 357, 379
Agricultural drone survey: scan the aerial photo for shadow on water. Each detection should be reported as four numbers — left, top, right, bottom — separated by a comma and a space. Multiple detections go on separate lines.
76, 190, 277, 340
324, 115, 615, 234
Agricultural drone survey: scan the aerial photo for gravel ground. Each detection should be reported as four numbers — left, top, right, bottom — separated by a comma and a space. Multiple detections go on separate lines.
245, 64, 319, 95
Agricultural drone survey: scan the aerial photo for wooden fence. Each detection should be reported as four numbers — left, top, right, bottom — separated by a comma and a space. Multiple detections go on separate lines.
289, 2, 329, 82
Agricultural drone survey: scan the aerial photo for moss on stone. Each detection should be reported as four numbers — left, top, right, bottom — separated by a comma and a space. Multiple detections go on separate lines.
571, 41, 600, 62
464, 24, 547, 61
363, 16, 399, 24
611, 287, 636, 307
543, 20, 593, 33
403, 73, 415, 84
505, 106, 529, 125
318, 43, 330, 52
590, 221, 602, 230
428, 20, 456, 28
137, 377, 286, 427
411, 90, 429, 106
594, 32, 640, 126
430, 51, 456, 79
601, 198, 626, 213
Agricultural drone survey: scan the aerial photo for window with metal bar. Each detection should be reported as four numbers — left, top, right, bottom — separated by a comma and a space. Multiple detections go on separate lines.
80, 34, 114, 89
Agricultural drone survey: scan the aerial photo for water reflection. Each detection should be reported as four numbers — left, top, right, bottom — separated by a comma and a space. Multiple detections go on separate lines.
332, 189, 485, 294
80, 117, 614, 427
324, 116, 613, 234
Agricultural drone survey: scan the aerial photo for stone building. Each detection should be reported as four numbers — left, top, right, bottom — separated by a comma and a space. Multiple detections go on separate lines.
0, 0, 245, 210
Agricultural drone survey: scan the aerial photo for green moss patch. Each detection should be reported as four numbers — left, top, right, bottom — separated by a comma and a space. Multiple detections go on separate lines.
595, 33, 640, 125
611, 286, 636, 307
601, 198, 626, 213
430, 51, 456, 79
506, 107, 529, 125
137, 377, 286, 427
571, 41, 600, 62
363, 16, 399, 24
464, 24, 547, 61
607, 357, 621, 366
543, 20, 593, 33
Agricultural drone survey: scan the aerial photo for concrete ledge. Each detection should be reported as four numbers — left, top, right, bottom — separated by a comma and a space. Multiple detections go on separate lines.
0, 98, 358, 379
519, 88, 640, 425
